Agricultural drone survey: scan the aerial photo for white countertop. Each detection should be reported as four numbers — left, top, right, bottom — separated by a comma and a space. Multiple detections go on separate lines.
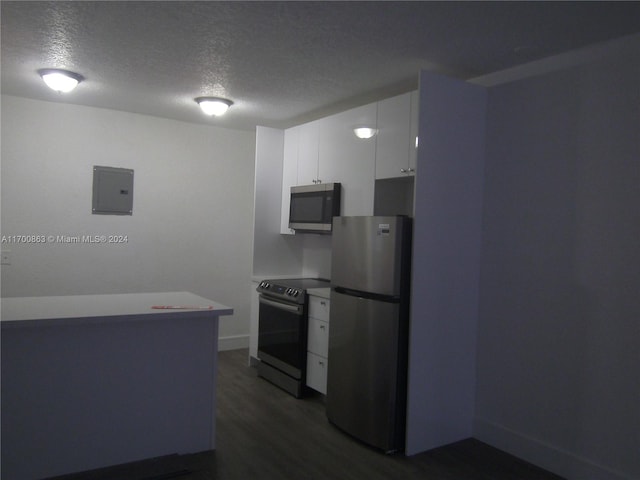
307, 287, 331, 299
1, 291, 233, 328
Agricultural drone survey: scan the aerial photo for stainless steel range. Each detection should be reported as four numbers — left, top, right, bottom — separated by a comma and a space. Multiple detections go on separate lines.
256, 277, 330, 397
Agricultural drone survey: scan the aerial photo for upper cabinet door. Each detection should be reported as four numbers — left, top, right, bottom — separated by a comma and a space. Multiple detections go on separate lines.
279, 92, 417, 226
280, 126, 300, 234
409, 90, 419, 173
318, 103, 377, 216
376, 92, 411, 179
297, 119, 321, 185
375, 91, 417, 179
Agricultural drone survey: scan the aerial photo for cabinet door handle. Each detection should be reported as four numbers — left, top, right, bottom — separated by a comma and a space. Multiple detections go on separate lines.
400, 168, 407, 173
319, 325, 326, 330
320, 301, 326, 306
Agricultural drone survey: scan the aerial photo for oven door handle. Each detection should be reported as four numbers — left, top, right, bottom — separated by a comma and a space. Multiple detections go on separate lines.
259, 296, 303, 315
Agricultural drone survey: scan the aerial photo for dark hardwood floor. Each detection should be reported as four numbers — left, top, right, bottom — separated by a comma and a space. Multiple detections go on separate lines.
50, 348, 564, 480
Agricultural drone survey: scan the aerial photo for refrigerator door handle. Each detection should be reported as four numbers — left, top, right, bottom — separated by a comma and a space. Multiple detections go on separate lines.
333, 286, 401, 303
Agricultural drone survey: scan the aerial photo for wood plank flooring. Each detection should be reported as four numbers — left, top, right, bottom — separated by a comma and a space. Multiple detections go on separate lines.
49, 348, 564, 480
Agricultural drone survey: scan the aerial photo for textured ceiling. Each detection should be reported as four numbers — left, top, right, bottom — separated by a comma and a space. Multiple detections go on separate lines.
2, 1, 640, 131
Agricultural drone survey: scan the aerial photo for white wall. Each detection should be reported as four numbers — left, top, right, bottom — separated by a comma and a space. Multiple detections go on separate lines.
250, 126, 306, 359
475, 39, 640, 479
405, 72, 487, 455
252, 126, 333, 282
252, 126, 304, 277
301, 234, 332, 279
1, 95, 255, 348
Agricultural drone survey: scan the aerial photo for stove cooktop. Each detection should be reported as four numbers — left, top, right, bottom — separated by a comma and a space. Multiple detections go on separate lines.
256, 277, 330, 303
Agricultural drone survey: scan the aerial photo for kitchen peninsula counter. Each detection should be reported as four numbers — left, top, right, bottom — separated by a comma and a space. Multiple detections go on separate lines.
1, 292, 233, 480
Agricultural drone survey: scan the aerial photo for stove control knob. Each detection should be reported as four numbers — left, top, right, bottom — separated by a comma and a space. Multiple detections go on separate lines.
292, 289, 299, 297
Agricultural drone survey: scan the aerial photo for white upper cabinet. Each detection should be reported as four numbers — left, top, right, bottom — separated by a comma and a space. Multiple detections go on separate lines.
297, 119, 321, 185
281, 120, 323, 234
409, 90, 419, 174
375, 91, 419, 179
280, 126, 300, 234
279, 93, 419, 232
318, 103, 377, 216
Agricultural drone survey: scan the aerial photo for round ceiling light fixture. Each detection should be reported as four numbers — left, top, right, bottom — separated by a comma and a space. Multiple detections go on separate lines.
38, 68, 84, 93
195, 97, 234, 116
353, 127, 378, 139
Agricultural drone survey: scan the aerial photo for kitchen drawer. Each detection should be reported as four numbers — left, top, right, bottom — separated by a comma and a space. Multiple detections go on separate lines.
307, 317, 329, 357
308, 295, 330, 322
306, 352, 328, 394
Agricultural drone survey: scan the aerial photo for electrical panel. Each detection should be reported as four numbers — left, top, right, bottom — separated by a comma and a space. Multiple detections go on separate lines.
92, 166, 134, 215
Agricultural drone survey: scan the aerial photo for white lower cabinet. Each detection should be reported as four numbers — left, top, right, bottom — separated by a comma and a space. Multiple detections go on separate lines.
306, 352, 328, 394
307, 316, 329, 355
306, 294, 330, 394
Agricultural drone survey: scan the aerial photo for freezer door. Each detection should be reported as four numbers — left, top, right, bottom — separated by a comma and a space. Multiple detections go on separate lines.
326, 289, 405, 452
331, 216, 408, 296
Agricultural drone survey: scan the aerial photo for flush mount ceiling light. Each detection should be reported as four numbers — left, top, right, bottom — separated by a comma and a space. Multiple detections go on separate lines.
195, 97, 234, 116
38, 68, 84, 93
353, 127, 378, 139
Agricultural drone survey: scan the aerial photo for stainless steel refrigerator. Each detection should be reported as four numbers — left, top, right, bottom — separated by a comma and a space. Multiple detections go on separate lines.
326, 215, 412, 453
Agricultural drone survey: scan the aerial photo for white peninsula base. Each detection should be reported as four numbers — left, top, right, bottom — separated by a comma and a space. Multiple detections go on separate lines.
1, 292, 233, 480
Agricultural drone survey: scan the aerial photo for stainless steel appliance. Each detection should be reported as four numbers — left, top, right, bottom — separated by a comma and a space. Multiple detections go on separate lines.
256, 277, 330, 397
327, 215, 412, 453
289, 183, 341, 234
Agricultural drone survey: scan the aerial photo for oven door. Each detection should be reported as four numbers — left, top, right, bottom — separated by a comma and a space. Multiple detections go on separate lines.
257, 295, 306, 379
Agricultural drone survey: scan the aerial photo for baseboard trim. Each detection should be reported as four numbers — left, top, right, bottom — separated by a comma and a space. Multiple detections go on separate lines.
474, 417, 635, 480
248, 355, 260, 367
218, 334, 249, 352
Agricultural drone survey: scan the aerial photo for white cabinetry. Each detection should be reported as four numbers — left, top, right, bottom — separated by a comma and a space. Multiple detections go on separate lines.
375, 91, 419, 179
280, 103, 377, 233
297, 120, 321, 185
409, 90, 419, 172
280, 120, 323, 234
280, 127, 299, 234
306, 293, 330, 394
279, 93, 417, 232
318, 103, 377, 216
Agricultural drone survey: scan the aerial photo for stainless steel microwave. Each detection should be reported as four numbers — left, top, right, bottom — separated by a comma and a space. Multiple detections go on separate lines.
289, 183, 341, 233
